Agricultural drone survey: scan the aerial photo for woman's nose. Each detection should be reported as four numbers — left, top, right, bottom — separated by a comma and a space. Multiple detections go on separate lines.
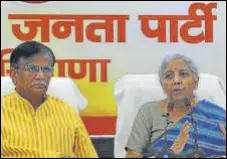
173, 75, 182, 85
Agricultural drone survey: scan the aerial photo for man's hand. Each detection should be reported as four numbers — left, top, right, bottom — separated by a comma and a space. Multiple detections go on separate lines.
219, 124, 226, 141
170, 121, 191, 155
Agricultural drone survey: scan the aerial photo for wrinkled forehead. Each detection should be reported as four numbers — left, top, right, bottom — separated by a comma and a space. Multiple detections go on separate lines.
18, 54, 53, 66
164, 58, 190, 72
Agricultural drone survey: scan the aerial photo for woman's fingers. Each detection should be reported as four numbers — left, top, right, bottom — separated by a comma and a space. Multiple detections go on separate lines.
219, 124, 226, 141
180, 121, 191, 137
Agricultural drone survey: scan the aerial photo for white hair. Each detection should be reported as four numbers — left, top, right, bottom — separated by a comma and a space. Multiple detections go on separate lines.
159, 54, 199, 86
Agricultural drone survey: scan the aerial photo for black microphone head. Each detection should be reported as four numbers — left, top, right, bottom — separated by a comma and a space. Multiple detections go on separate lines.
184, 97, 191, 107
167, 101, 175, 112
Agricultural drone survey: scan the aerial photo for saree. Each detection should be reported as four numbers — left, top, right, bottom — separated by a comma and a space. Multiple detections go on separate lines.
144, 100, 226, 158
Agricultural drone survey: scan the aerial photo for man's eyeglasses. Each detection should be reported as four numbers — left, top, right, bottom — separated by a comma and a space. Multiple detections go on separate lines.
16, 64, 54, 76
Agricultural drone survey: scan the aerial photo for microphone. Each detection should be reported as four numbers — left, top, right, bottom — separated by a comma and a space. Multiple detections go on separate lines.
159, 101, 175, 158
184, 97, 191, 108
144, 102, 176, 158
167, 101, 174, 117
162, 101, 174, 119
184, 97, 206, 158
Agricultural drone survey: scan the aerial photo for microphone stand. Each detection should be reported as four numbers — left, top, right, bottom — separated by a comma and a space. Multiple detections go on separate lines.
162, 113, 173, 153
155, 112, 176, 158
143, 102, 176, 158
155, 102, 176, 158
184, 98, 206, 158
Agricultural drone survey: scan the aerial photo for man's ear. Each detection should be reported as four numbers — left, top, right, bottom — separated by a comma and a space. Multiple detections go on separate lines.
10, 67, 17, 85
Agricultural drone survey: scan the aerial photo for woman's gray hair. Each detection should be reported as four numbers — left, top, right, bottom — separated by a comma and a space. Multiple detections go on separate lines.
159, 54, 199, 86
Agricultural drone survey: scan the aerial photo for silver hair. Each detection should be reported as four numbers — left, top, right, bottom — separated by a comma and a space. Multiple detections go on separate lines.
159, 54, 199, 86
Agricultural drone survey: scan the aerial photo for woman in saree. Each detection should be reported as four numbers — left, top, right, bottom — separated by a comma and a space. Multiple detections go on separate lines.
125, 54, 226, 158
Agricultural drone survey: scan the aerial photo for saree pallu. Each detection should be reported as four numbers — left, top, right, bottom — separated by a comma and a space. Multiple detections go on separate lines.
145, 100, 226, 158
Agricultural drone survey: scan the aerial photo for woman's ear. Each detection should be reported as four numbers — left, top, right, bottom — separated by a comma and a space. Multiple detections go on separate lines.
194, 77, 199, 90
160, 80, 167, 93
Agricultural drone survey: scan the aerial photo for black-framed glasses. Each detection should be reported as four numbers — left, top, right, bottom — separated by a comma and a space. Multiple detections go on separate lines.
16, 64, 54, 76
